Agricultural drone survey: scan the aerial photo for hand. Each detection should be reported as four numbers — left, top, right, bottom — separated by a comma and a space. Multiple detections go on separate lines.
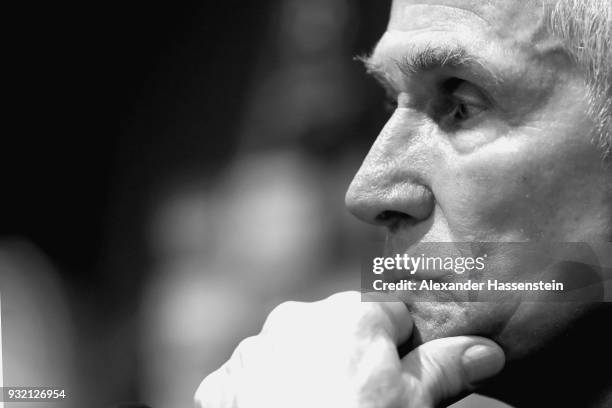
194, 291, 505, 408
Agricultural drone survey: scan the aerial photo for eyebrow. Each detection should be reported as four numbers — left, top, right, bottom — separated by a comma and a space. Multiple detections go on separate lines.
359, 44, 496, 87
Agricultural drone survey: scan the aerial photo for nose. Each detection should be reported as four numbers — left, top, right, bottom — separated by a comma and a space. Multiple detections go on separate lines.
345, 110, 435, 228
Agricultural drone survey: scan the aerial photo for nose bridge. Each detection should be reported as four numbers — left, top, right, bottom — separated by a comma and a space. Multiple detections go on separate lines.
346, 110, 434, 224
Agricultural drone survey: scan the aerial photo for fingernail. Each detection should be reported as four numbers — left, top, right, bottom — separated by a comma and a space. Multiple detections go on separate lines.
462, 344, 505, 384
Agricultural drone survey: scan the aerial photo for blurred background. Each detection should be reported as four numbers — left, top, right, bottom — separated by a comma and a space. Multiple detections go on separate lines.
2, 1, 506, 407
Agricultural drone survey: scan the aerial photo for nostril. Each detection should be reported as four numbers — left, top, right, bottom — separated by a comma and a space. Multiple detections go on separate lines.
375, 210, 414, 228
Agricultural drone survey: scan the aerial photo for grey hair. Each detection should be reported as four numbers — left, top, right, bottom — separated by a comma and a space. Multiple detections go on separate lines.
546, 0, 612, 158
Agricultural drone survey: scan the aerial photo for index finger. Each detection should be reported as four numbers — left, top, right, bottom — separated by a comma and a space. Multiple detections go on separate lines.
361, 291, 414, 345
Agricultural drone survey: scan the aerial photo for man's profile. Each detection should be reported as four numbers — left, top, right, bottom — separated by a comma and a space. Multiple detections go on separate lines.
195, 0, 612, 407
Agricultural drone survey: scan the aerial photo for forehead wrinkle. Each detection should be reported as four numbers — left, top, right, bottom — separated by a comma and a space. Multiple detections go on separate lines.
389, 2, 493, 33
385, 1, 556, 79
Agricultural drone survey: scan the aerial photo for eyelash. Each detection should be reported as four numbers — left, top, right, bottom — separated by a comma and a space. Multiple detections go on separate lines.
382, 79, 487, 125
448, 98, 482, 121
442, 79, 488, 124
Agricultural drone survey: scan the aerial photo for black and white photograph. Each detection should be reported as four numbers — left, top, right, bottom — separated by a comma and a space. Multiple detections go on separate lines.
2, 0, 611, 407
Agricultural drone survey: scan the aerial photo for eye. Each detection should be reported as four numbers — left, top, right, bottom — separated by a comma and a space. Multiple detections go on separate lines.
449, 99, 485, 121
440, 79, 489, 126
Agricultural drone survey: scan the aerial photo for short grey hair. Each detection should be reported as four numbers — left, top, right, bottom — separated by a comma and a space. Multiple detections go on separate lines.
547, 0, 612, 158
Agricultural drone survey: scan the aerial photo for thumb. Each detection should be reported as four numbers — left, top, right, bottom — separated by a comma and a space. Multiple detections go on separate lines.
401, 336, 505, 407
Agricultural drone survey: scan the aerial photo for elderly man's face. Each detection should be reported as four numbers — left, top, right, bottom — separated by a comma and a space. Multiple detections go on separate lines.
346, 0, 612, 359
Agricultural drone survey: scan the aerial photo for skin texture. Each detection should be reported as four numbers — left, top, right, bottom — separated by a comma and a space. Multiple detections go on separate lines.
346, 0, 612, 405
195, 292, 507, 408
195, 1, 612, 407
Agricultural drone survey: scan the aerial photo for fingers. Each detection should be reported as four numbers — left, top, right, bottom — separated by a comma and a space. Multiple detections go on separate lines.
265, 292, 413, 345
194, 363, 235, 408
351, 291, 414, 345
194, 291, 414, 408
194, 336, 261, 408
198, 291, 497, 408
401, 336, 505, 408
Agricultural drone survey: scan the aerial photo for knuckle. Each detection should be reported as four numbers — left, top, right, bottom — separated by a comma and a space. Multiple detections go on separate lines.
194, 368, 225, 407
232, 335, 259, 363
263, 300, 303, 330
235, 335, 257, 352
324, 290, 361, 304
353, 339, 405, 407
320, 292, 389, 336
354, 301, 386, 330
321, 291, 363, 321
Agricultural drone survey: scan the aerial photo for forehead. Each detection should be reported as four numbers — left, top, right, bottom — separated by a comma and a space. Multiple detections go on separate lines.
369, 0, 564, 92
387, 0, 549, 46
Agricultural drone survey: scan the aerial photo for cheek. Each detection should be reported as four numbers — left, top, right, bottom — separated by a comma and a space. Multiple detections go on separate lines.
427, 80, 610, 241
433, 153, 557, 240
430, 129, 609, 241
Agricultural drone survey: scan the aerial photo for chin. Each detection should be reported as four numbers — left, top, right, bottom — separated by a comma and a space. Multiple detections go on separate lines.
405, 301, 512, 347
403, 299, 595, 362
390, 238, 607, 360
